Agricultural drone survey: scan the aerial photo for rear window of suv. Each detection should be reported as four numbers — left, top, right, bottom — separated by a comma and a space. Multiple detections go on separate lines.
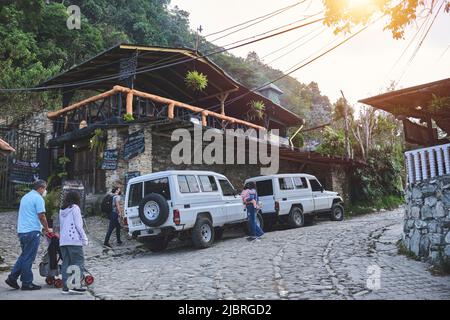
145, 178, 171, 200
256, 180, 273, 196
128, 182, 143, 207
178, 175, 200, 193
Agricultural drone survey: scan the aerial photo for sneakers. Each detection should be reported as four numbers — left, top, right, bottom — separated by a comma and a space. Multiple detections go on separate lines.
62, 288, 70, 294
21, 283, 41, 291
5, 277, 20, 290
117, 241, 123, 246
103, 242, 112, 248
246, 236, 255, 241
69, 288, 87, 294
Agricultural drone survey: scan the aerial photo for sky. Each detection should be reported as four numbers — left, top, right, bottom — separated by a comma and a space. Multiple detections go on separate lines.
170, 0, 450, 106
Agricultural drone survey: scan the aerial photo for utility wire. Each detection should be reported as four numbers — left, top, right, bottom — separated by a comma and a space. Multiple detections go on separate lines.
0, 17, 325, 92
205, 0, 306, 38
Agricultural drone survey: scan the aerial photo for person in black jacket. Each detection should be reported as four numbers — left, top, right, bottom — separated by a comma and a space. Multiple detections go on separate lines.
103, 187, 123, 247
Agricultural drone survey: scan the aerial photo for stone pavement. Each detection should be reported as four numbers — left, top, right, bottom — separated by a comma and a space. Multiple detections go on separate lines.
0, 208, 449, 300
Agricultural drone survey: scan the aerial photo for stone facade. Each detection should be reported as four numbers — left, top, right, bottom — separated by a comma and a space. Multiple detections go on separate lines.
403, 175, 450, 265
17, 111, 53, 143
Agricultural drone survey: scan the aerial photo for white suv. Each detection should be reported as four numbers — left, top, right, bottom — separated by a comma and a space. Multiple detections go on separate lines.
244, 174, 344, 230
124, 170, 246, 251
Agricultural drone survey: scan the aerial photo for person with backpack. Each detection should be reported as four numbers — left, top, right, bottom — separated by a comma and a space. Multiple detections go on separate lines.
242, 181, 264, 242
103, 187, 123, 247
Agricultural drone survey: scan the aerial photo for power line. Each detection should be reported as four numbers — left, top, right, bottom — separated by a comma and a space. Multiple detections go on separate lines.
395, 0, 444, 86
205, 0, 306, 38
0, 17, 325, 92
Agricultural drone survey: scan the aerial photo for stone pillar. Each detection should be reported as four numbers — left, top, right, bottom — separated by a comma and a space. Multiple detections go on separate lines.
128, 124, 152, 175
105, 127, 128, 190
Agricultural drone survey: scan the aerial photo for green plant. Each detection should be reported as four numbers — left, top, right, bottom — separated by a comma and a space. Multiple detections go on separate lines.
428, 94, 450, 113
185, 70, 208, 92
123, 113, 135, 122
291, 134, 304, 148
44, 187, 61, 221
57, 156, 70, 179
90, 129, 106, 152
248, 100, 265, 119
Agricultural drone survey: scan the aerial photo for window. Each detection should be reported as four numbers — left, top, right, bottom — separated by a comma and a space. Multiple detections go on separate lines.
256, 180, 273, 196
293, 177, 307, 189
198, 175, 218, 192
279, 177, 294, 190
309, 179, 323, 192
128, 182, 143, 207
219, 179, 235, 196
178, 175, 200, 193
144, 178, 171, 200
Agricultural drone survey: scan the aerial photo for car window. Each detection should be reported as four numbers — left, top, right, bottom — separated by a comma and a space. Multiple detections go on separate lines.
279, 177, 294, 190
219, 179, 235, 196
178, 175, 200, 193
128, 182, 143, 207
309, 179, 323, 192
144, 178, 171, 200
256, 180, 273, 196
293, 177, 307, 189
198, 175, 218, 192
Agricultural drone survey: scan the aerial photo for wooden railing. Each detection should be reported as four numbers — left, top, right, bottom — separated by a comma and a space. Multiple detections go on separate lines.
405, 143, 450, 184
48, 85, 265, 136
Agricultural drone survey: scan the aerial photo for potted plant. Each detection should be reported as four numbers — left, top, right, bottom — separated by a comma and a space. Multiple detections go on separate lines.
44, 188, 62, 228
247, 100, 266, 120
185, 70, 208, 92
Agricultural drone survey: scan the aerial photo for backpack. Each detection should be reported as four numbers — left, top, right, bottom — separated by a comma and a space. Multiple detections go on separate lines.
101, 194, 114, 216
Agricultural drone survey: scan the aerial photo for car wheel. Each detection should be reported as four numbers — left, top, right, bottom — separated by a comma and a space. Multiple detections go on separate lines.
192, 216, 215, 249
138, 193, 169, 227
143, 236, 170, 252
214, 227, 224, 241
287, 206, 304, 228
330, 203, 344, 221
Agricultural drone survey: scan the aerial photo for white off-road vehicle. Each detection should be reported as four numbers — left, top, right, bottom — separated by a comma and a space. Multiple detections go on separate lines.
124, 170, 247, 251
244, 173, 344, 231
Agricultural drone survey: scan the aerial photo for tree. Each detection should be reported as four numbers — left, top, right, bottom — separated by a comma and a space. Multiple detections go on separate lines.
323, 0, 450, 39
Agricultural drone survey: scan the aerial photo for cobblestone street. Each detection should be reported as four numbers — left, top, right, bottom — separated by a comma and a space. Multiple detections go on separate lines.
1, 208, 449, 300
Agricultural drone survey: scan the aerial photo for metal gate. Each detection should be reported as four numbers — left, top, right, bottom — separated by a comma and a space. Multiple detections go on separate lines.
0, 127, 45, 208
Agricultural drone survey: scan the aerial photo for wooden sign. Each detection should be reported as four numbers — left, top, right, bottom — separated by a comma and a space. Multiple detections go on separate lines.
125, 171, 140, 186
9, 159, 40, 184
101, 149, 118, 170
123, 130, 145, 160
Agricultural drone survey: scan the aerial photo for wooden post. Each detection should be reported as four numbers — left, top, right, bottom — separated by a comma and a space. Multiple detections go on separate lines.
126, 91, 133, 115
168, 103, 175, 119
340, 90, 351, 160
217, 93, 229, 116
202, 111, 208, 127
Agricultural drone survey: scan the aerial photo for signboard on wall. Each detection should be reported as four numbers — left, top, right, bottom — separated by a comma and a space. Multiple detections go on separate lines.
101, 149, 118, 170
9, 159, 40, 184
123, 130, 145, 160
125, 171, 140, 186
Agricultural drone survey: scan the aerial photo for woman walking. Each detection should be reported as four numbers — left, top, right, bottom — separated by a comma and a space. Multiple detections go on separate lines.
59, 191, 89, 294
103, 186, 123, 247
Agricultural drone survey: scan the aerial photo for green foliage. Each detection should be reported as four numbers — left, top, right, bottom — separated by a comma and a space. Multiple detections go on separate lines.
184, 70, 208, 92
248, 100, 265, 119
429, 94, 450, 113
44, 187, 61, 220
14, 184, 31, 204
123, 113, 135, 122
315, 127, 345, 156
90, 129, 106, 151
291, 134, 304, 148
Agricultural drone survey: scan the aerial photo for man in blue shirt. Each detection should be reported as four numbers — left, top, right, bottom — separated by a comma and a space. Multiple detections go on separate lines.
5, 180, 50, 290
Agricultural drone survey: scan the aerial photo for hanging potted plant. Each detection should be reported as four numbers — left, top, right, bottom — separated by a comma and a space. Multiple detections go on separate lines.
185, 70, 208, 92
247, 100, 266, 120
428, 94, 450, 114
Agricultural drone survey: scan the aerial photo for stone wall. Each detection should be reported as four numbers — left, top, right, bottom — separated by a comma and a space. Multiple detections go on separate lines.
17, 111, 53, 144
403, 175, 450, 265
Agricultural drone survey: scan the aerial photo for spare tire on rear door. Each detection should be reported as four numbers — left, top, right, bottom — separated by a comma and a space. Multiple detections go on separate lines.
138, 193, 169, 227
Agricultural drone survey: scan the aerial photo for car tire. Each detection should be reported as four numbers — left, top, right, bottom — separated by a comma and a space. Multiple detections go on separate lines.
138, 193, 169, 227
330, 203, 344, 221
244, 211, 264, 235
143, 236, 170, 252
214, 227, 224, 241
287, 206, 304, 228
192, 216, 215, 249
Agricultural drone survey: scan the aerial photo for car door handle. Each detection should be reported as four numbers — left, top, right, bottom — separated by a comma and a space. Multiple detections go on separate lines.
282, 198, 287, 201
